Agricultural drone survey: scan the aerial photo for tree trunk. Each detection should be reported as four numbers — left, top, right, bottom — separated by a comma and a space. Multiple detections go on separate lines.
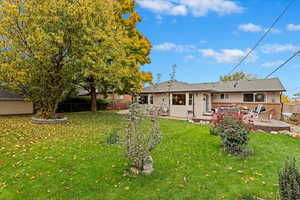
90, 80, 97, 112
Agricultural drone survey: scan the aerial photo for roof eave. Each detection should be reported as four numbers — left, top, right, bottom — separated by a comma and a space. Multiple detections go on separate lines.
0, 98, 25, 101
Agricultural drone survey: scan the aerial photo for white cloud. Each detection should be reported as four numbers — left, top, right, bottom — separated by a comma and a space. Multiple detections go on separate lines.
261, 60, 282, 68
153, 42, 195, 52
136, 0, 173, 13
238, 23, 281, 33
287, 24, 300, 31
198, 48, 257, 63
261, 44, 299, 54
136, 0, 243, 17
238, 23, 263, 32
169, 5, 188, 15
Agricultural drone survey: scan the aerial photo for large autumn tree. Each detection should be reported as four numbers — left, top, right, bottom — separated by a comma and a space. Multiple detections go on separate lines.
78, 0, 152, 112
0, 0, 152, 117
220, 72, 256, 81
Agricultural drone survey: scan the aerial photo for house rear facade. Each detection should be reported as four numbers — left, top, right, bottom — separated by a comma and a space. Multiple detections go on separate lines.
140, 78, 285, 120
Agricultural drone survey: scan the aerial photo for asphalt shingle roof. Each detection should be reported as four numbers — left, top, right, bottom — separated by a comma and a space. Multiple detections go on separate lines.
142, 78, 285, 93
0, 88, 24, 100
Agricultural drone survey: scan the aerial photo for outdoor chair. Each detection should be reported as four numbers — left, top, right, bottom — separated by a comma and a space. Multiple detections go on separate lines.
249, 104, 265, 118
258, 109, 275, 122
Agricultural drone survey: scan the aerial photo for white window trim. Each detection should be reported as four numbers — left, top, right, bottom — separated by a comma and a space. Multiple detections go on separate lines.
220, 93, 229, 100
243, 93, 267, 103
172, 93, 187, 106
188, 93, 193, 105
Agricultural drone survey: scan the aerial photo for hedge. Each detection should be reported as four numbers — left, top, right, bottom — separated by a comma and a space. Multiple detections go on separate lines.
57, 96, 110, 113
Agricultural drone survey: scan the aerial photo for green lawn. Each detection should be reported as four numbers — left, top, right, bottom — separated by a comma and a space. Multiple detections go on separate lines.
1, 112, 300, 200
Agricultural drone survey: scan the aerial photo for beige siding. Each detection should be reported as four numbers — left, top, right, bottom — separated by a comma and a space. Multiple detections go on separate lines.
194, 93, 204, 117
153, 93, 169, 105
267, 92, 281, 103
213, 93, 242, 102
0, 100, 33, 115
212, 92, 281, 103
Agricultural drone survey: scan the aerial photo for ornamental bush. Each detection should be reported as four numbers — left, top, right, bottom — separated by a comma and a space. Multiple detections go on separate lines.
279, 158, 300, 200
220, 117, 250, 153
123, 102, 162, 173
210, 112, 252, 154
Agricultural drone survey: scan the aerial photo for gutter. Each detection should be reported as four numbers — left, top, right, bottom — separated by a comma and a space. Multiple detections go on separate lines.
141, 89, 286, 94
0, 98, 26, 101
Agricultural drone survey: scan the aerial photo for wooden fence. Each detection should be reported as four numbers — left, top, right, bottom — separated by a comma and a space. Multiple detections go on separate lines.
283, 104, 300, 113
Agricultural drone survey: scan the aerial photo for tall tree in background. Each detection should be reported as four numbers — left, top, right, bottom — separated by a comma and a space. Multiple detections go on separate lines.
0, 0, 93, 118
0, 0, 152, 116
78, 0, 152, 112
293, 93, 300, 101
281, 95, 291, 104
220, 72, 255, 81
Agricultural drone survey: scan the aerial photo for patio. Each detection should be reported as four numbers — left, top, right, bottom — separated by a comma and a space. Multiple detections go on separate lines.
118, 109, 299, 135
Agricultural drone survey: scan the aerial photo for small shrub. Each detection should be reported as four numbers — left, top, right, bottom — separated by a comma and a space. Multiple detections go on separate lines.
290, 113, 300, 125
210, 112, 252, 155
123, 102, 162, 173
209, 127, 219, 136
106, 128, 120, 145
279, 158, 300, 200
220, 116, 250, 151
238, 193, 261, 200
209, 113, 224, 136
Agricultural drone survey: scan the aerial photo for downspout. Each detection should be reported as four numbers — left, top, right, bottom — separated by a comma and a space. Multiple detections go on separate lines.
280, 91, 284, 119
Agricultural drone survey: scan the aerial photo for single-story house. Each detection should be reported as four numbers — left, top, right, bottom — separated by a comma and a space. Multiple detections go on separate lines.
140, 78, 285, 120
0, 88, 34, 115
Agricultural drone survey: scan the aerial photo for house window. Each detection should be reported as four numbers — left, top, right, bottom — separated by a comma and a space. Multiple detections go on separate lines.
150, 95, 153, 104
243, 94, 254, 102
172, 94, 186, 105
139, 95, 148, 104
255, 93, 265, 102
220, 94, 229, 100
243, 93, 266, 102
189, 94, 193, 105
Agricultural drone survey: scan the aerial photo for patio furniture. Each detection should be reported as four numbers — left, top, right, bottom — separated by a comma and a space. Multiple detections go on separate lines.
249, 104, 265, 118
258, 109, 275, 122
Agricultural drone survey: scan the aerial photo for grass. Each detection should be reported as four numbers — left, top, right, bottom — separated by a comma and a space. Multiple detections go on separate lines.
1, 111, 300, 200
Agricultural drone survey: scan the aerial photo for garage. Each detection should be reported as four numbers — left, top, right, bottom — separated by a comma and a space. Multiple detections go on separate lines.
0, 88, 33, 115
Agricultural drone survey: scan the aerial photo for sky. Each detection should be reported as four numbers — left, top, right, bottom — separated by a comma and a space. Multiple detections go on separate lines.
134, 0, 300, 97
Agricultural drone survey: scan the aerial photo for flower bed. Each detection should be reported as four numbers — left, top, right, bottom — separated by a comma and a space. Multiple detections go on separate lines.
31, 113, 68, 124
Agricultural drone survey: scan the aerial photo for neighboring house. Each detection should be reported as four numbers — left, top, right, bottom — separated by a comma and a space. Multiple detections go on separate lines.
105, 94, 132, 110
0, 88, 33, 115
79, 89, 132, 110
140, 78, 285, 120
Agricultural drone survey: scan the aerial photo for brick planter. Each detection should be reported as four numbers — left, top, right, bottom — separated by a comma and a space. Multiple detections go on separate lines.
31, 117, 68, 124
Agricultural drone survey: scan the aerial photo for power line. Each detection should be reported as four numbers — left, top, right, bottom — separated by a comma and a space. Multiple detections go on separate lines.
286, 86, 300, 91
228, 0, 296, 75
265, 50, 300, 78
